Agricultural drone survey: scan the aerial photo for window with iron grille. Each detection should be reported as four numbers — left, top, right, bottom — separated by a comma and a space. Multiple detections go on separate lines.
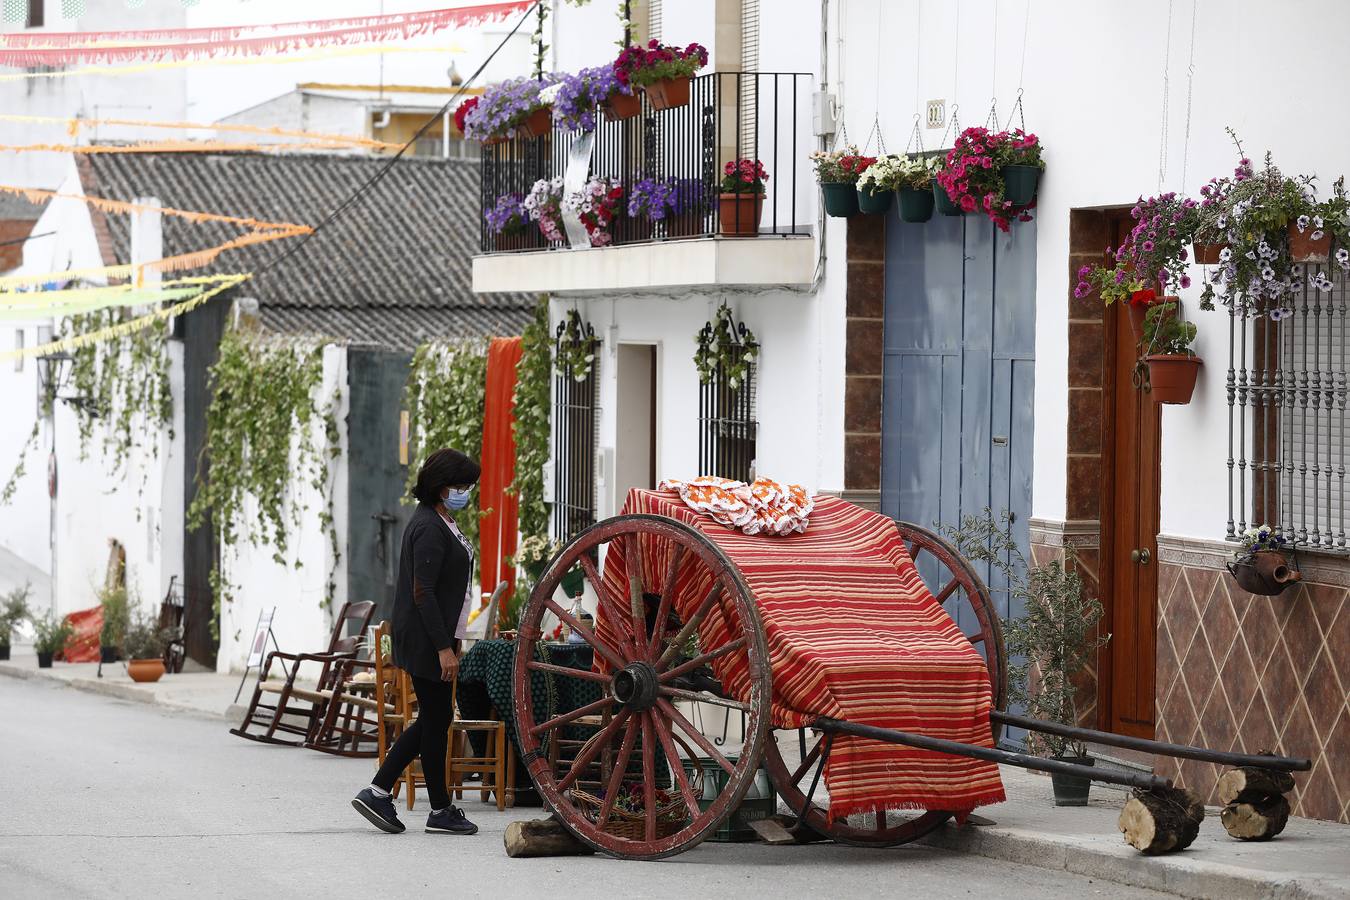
696, 305, 758, 482
1228, 262, 1349, 553
553, 310, 601, 541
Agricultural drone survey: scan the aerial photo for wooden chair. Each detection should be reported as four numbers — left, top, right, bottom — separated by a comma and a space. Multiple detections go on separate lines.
229, 600, 376, 747
304, 651, 384, 758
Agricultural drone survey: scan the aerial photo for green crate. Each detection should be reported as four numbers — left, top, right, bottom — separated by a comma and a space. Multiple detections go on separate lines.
682, 755, 777, 842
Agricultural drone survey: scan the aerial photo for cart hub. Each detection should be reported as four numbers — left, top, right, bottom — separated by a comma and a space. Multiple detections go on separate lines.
612, 662, 659, 710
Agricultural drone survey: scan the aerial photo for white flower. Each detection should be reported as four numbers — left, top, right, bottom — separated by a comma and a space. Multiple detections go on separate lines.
1261, 265, 1275, 280
1311, 229, 1325, 241
1246, 250, 1258, 260
1217, 215, 1228, 229
1291, 263, 1304, 276
1269, 307, 1294, 321
1258, 240, 1273, 258
1314, 215, 1324, 229
538, 82, 564, 104
1219, 247, 1232, 262
1296, 214, 1311, 233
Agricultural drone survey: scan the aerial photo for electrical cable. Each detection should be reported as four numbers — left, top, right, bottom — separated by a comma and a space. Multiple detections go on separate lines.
1179, 0, 1198, 194
1158, 0, 1174, 193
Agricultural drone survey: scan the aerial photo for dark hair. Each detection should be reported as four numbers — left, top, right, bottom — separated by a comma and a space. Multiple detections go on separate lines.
412, 448, 481, 505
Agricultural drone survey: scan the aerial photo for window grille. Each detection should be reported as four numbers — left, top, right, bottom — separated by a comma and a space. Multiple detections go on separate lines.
697, 307, 758, 482
553, 310, 601, 541
648, 0, 662, 42
738, 0, 760, 161
1228, 262, 1349, 552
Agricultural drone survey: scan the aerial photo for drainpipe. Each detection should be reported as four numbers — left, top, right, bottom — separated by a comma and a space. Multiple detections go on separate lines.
372, 108, 391, 130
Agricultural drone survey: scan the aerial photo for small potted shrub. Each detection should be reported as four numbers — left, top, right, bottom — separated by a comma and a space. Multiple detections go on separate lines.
809, 147, 874, 218
552, 65, 630, 132
855, 154, 903, 215
1142, 300, 1202, 405
564, 176, 624, 247
122, 611, 169, 683
98, 584, 129, 664
895, 155, 941, 222
615, 40, 707, 111
936, 126, 1042, 230
32, 611, 73, 669
0, 583, 32, 662
463, 75, 558, 143
524, 177, 567, 245
627, 177, 676, 242
1227, 524, 1301, 596
717, 158, 767, 237
485, 192, 534, 252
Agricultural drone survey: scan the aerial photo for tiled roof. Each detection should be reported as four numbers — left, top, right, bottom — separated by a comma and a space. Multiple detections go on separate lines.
0, 192, 45, 221
80, 150, 530, 349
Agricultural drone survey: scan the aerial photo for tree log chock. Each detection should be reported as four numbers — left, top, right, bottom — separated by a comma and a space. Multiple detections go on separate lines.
1118, 787, 1205, 855
1215, 766, 1295, 806
504, 818, 596, 858
1220, 795, 1291, 842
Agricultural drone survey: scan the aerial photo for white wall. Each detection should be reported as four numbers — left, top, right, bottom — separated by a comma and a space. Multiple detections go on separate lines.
215, 343, 349, 673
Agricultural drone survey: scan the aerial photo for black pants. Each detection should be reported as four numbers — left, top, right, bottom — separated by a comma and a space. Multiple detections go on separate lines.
372, 675, 454, 810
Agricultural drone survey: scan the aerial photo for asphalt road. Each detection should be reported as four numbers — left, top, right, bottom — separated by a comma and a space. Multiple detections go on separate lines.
0, 677, 1179, 899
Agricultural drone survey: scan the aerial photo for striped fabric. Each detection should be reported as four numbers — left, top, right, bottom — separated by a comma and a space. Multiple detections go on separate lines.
600, 490, 1004, 819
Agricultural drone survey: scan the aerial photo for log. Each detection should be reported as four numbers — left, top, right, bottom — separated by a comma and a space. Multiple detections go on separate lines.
503, 818, 595, 858
1118, 787, 1205, 855
1215, 767, 1295, 806
1221, 795, 1290, 841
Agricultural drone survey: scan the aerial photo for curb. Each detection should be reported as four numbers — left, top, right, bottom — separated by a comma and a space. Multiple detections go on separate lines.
919, 817, 1342, 900
0, 660, 230, 721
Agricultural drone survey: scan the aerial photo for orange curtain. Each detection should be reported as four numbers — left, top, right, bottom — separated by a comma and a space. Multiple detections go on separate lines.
477, 336, 523, 608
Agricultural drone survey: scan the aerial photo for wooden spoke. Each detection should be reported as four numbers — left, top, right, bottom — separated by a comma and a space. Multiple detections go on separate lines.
579, 552, 637, 651
595, 714, 641, 827
655, 580, 724, 671
649, 709, 701, 820
656, 697, 735, 776
659, 637, 747, 683
626, 533, 648, 657
641, 713, 657, 841
935, 578, 960, 604
557, 708, 631, 792
526, 660, 611, 683
789, 738, 822, 785
658, 685, 751, 712
530, 695, 615, 738
544, 597, 628, 670
647, 543, 687, 662
969, 633, 985, 645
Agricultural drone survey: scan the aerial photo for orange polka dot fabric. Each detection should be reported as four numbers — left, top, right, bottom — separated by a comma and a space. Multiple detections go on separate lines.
658, 476, 815, 536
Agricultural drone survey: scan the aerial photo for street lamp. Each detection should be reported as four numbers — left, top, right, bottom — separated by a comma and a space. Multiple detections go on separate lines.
36, 350, 100, 416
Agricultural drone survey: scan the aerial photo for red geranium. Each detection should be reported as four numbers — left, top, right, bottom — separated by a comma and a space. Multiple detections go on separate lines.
453, 96, 479, 135
1129, 288, 1158, 308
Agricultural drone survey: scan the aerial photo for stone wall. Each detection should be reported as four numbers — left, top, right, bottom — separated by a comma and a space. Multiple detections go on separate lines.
842, 215, 884, 509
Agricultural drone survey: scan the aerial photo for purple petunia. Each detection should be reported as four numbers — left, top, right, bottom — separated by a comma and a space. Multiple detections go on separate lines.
485, 192, 527, 235
464, 74, 559, 141
552, 65, 631, 133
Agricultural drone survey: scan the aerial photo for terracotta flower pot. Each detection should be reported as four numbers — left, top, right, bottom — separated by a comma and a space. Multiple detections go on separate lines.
1146, 354, 1202, 404
128, 658, 165, 683
1192, 242, 1228, 265
1287, 221, 1332, 263
1127, 302, 1148, 342
644, 76, 691, 111
718, 192, 763, 236
519, 106, 553, 140
483, 133, 508, 146
603, 91, 642, 122
1228, 550, 1302, 596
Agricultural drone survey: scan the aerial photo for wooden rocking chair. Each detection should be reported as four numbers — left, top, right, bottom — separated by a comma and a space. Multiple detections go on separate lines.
229, 600, 376, 746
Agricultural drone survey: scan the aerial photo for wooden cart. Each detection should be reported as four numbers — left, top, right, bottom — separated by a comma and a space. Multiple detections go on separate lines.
512, 514, 1309, 860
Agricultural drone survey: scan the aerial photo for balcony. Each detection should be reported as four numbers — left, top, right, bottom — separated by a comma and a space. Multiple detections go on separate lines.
471, 71, 816, 295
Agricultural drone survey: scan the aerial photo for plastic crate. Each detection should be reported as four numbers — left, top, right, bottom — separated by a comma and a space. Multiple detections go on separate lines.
682, 755, 777, 842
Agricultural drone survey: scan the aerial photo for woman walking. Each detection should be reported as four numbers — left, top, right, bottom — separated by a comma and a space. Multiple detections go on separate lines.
353, 448, 481, 836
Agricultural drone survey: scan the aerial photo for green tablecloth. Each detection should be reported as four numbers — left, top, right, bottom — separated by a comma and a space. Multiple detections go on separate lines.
457, 638, 600, 752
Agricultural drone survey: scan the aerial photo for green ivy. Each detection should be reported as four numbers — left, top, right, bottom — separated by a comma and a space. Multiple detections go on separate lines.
510, 296, 552, 543
404, 340, 488, 555
188, 327, 341, 639
555, 307, 598, 382
695, 302, 758, 387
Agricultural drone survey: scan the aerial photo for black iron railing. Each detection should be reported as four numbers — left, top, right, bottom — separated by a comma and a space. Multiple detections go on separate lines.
479, 71, 812, 253
553, 312, 600, 542
1227, 262, 1349, 552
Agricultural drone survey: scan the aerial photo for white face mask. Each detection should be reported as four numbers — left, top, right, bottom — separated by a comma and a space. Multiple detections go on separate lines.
442, 487, 471, 510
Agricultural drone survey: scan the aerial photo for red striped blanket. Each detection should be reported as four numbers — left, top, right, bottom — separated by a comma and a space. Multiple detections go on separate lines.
599, 489, 1004, 819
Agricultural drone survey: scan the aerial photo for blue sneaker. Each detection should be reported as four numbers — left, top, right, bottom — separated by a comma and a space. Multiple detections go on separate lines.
426, 805, 478, 835
352, 787, 405, 834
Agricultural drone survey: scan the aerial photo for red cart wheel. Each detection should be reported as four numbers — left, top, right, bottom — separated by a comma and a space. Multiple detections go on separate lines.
513, 514, 772, 860
760, 519, 1005, 847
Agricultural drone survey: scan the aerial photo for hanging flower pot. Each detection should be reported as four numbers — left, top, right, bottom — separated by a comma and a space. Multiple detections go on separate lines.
897, 187, 935, 223
483, 133, 509, 146
820, 182, 860, 218
933, 183, 964, 216
856, 184, 893, 215
718, 193, 763, 236
603, 91, 642, 122
645, 75, 691, 111
1287, 221, 1332, 263
1228, 550, 1302, 596
1126, 290, 1173, 343
1145, 354, 1202, 404
1191, 242, 1229, 265
1001, 165, 1041, 206
519, 106, 553, 139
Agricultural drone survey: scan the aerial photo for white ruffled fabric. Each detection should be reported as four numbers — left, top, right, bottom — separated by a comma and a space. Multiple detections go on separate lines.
657, 476, 815, 536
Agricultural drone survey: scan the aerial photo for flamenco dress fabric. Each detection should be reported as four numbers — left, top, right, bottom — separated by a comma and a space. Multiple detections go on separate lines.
597, 489, 1005, 820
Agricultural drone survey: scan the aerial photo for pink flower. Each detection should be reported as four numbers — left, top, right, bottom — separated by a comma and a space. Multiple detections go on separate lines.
960, 195, 977, 212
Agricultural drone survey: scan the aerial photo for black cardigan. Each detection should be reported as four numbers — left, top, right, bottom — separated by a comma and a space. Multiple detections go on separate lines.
390, 502, 472, 681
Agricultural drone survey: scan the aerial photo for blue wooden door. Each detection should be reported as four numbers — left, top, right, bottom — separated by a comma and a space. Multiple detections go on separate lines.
880, 209, 1036, 636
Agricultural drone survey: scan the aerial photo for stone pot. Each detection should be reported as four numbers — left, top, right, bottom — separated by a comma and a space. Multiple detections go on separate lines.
1287, 221, 1332, 263
128, 658, 166, 683
718, 192, 763, 237
820, 182, 859, 218
1146, 354, 1202, 404
897, 186, 935, 223
1228, 550, 1302, 596
1001, 164, 1041, 206
933, 182, 964, 216
1050, 755, 1094, 807
644, 75, 691, 111
1192, 241, 1228, 265
603, 91, 642, 122
856, 184, 894, 215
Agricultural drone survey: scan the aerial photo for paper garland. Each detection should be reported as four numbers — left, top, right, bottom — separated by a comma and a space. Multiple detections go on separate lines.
0, 139, 388, 155
0, 2, 530, 64
0, 274, 251, 361
0, 113, 404, 151
0, 286, 198, 320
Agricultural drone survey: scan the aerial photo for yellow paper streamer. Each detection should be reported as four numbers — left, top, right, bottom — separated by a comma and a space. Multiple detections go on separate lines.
0, 113, 404, 151
0, 274, 251, 361
0, 139, 386, 155
0, 274, 237, 307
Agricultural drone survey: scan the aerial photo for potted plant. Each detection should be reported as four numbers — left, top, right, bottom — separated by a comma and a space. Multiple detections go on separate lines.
936, 127, 1042, 231
1227, 524, 1301, 596
122, 611, 169, 683
717, 158, 767, 237
551, 65, 630, 132
809, 147, 874, 218
564, 176, 624, 247
628, 177, 676, 241
999, 129, 1046, 207
452, 96, 479, 137
1192, 170, 1235, 264
485, 192, 534, 252
524, 177, 567, 245
602, 56, 643, 121
932, 158, 963, 216
0, 583, 32, 662
1291, 177, 1349, 263
31, 611, 73, 669
1074, 264, 1155, 341
895, 155, 941, 222
614, 40, 707, 111
1142, 300, 1202, 405
855, 154, 904, 215
462, 75, 558, 143
945, 511, 1109, 807
97, 584, 129, 665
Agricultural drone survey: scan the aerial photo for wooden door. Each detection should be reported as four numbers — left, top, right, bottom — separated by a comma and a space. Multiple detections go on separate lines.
1102, 220, 1161, 739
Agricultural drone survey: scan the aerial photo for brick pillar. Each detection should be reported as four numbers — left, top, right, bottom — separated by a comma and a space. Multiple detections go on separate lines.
843, 215, 885, 509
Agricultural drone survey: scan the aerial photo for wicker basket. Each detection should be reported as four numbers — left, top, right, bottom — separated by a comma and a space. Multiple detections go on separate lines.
572, 788, 689, 839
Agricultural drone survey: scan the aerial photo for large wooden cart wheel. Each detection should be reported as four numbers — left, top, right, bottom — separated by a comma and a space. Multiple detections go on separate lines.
760, 519, 1006, 847
513, 514, 772, 860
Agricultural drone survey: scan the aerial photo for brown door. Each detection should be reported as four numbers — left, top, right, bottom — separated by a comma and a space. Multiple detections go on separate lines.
1102, 217, 1161, 739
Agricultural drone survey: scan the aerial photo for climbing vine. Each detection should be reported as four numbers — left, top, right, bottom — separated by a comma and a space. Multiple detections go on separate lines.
187, 327, 341, 638
555, 307, 599, 382
694, 302, 758, 387
403, 339, 489, 554
510, 296, 552, 544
